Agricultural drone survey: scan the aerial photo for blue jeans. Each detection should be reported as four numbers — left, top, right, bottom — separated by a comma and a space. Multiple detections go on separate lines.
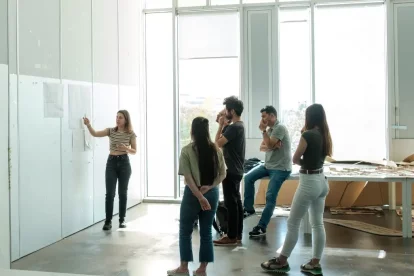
243, 164, 291, 229
179, 185, 219, 263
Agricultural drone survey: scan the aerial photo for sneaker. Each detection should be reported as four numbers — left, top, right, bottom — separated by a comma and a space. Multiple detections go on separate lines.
261, 257, 290, 273
243, 209, 255, 219
102, 221, 112, 231
300, 261, 323, 275
213, 236, 237, 246
249, 226, 266, 237
119, 221, 127, 229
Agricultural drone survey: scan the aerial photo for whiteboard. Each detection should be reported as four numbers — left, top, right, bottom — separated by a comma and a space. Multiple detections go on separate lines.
0, 64, 10, 268
92, 83, 119, 223
9, 74, 20, 261
61, 80, 94, 237
119, 85, 141, 207
18, 75, 62, 257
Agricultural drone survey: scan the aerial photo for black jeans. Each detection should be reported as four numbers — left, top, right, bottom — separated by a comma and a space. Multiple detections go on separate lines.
105, 154, 132, 222
222, 171, 244, 239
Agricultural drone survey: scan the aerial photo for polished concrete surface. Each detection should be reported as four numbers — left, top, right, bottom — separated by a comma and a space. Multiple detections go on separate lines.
12, 203, 414, 276
1, 268, 97, 276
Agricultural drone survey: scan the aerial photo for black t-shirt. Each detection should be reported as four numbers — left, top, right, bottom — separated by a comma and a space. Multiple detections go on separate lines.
301, 129, 325, 170
222, 121, 246, 176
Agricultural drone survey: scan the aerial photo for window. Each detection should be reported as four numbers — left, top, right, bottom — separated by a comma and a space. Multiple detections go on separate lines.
145, 13, 175, 197
178, 12, 240, 197
145, 0, 172, 9
315, 4, 386, 160
279, 8, 311, 153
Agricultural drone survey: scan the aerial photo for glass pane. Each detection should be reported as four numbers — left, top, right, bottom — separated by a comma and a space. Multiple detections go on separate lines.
145, 0, 172, 9
315, 5, 386, 160
178, 13, 239, 59
211, 0, 240, 5
178, 13, 240, 198
145, 13, 175, 197
279, 8, 311, 154
178, 0, 206, 7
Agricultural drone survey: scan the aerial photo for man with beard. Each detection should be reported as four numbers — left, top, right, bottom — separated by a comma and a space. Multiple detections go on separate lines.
213, 96, 246, 246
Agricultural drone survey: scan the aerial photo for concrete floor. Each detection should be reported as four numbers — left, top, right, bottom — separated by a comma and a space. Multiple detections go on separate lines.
11, 203, 414, 276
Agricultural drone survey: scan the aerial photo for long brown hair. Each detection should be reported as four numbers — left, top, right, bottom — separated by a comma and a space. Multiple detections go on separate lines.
191, 117, 219, 186
114, 110, 133, 133
304, 104, 333, 157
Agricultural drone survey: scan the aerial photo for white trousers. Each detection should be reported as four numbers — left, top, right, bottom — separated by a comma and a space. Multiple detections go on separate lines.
281, 173, 329, 259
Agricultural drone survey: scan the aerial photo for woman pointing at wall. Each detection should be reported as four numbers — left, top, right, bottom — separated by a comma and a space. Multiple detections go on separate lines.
83, 110, 137, 231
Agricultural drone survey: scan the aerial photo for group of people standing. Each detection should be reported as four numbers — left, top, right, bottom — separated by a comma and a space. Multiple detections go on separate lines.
168, 96, 332, 276
81, 96, 332, 276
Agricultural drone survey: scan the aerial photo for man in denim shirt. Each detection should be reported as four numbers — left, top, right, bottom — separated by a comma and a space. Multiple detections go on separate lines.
243, 105, 292, 236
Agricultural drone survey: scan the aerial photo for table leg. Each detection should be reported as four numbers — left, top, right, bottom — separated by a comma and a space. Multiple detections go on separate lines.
301, 209, 311, 235
402, 179, 412, 238
389, 182, 396, 210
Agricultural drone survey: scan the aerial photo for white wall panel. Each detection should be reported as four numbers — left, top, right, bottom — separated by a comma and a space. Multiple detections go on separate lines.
61, 80, 94, 238
62, 0, 92, 82
0, 64, 10, 268
18, 0, 60, 78
119, 0, 139, 86
92, 83, 119, 223
92, 0, 118, 85
0, 0, 7, 64
7, 0, 17, 74
18, 75, 61, 257
9, 74, 19, 262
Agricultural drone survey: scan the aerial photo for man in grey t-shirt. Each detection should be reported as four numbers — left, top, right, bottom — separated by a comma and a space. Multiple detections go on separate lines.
244, 105, 292, 237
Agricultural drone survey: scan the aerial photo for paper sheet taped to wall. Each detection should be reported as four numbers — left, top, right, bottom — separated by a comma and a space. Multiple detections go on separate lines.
68, 84, 92, 129
72, 129, 86, 152
43, 83, 63, 118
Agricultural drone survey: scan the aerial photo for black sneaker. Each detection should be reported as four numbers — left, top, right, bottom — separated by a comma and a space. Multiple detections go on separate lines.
103, 221, 112, 231
300, 261, 323, 275
119, 221, 127, 228
249, 226, 266, 236
243, 209, 255, 219
261, 257, 290, 273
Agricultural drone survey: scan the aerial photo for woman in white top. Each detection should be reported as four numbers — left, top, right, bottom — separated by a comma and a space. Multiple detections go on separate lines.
83, 110, 137, 230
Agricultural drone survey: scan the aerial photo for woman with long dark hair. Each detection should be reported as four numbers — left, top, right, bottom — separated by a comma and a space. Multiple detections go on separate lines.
168, 117, 227, 276
261, 103, 332, 276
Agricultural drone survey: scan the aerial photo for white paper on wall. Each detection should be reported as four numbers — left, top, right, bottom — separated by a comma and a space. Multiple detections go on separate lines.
84, 127, 93, 151
43, 83, 64, 118
72, 129, 86, 152
68, 84, 92, 129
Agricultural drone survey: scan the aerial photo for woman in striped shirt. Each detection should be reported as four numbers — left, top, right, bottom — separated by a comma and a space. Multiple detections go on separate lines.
83, 110, 137, 230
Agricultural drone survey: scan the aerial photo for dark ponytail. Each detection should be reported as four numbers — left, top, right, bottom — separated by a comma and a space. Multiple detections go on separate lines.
191, 117, 219, 186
